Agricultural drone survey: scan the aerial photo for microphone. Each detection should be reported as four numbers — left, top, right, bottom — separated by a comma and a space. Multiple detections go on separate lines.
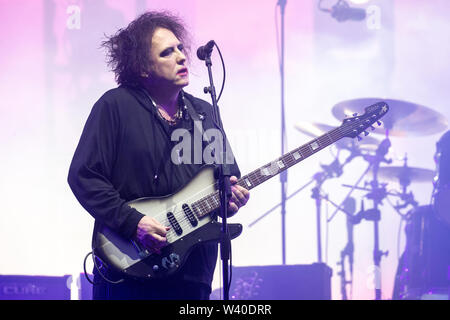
196, 40, 215, 60
331, 0, 366, 22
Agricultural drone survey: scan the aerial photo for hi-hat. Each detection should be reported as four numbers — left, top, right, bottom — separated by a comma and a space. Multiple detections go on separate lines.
332, 98, 448, 137
377, 166, 435, 185
294, 121, 379, 151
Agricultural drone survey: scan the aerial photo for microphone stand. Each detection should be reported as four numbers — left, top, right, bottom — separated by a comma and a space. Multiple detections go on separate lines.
311, 171, 326, 263
202, 49, 233, 301
277, 0, 288, 265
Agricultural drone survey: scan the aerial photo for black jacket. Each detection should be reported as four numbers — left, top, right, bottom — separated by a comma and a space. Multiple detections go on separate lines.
68, 85, 240, 286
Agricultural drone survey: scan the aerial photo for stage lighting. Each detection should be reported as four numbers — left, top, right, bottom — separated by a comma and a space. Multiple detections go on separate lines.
319, 0, 367, 22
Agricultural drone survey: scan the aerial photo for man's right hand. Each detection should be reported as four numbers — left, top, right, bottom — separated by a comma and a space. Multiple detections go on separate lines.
135, 216, 170, 254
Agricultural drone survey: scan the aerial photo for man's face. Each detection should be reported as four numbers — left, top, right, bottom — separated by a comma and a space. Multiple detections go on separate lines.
147, 27, 189, 89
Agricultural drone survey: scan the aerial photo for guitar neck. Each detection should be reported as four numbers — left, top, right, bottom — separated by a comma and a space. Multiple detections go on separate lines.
236, 126, 344, 190
192, 126, 346, 219
191, 100, 389, 220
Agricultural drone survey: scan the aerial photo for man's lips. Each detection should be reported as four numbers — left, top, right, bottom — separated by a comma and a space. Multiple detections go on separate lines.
177, 67, 188, 75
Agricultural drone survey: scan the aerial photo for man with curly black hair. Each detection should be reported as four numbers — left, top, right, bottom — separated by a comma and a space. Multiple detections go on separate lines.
68, 11, 249, 300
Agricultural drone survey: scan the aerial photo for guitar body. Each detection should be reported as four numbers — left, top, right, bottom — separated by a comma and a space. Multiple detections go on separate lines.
93, 166, 242, 280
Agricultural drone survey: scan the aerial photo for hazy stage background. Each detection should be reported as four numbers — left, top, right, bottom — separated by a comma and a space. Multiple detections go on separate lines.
1, 0, 449, 300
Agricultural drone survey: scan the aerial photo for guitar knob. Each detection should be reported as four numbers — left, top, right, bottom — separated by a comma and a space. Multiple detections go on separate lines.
152, 265, 159, 272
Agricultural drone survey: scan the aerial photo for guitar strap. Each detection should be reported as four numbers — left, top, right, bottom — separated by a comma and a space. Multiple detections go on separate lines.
182, 93, 207, 138
183, 93, 235, 178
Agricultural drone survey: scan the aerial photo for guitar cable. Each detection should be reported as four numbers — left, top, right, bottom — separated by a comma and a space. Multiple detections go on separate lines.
83, 251, 125, 285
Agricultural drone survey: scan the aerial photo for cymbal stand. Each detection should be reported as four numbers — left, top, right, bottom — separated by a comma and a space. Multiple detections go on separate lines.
391, 154, 419, 215
309, 186, 358, 300
310, 149, 357, 263
317, 194, 354, 300
315, 192, 356, 300
363, 137, 392, 300
337, 242, 352, 300
327, 163, 372, 223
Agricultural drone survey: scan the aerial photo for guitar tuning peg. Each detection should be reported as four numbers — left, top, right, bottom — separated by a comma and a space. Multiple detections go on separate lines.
356, 135, 362, 141
364, 131, 369, 136
370, 126, 375, 131
352, 113, 358, 117
377, 121, 382, 126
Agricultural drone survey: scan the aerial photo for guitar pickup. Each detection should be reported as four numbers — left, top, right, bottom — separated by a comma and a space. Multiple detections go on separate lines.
167, 212, 183, 236
182, 204, 198, 227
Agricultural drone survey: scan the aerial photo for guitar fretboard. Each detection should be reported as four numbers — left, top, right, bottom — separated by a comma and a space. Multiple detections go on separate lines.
192, 125, 347, 219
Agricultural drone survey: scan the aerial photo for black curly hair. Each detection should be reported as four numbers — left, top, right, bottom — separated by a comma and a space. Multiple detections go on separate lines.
102, 11, 191, 88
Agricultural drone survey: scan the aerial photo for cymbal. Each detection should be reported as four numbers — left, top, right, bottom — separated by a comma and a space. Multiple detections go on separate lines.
332, 98, 448, 137
377, 166, 435, 184
294, 121, 379, 150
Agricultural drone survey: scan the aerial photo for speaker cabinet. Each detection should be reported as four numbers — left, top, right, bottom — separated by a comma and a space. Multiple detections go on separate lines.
226, 263, 332, 300
0, 275, 71, 300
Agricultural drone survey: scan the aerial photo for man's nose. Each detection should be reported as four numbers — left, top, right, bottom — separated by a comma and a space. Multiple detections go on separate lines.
176, 50, 186, 64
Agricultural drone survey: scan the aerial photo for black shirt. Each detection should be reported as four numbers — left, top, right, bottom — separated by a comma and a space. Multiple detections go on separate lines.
68, 85, 240, 287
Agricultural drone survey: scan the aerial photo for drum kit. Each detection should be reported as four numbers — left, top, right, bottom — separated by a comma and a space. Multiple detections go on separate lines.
246, 97, 447, 299
294, 97, 449, 300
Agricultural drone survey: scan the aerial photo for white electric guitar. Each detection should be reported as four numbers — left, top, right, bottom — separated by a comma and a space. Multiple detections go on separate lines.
93, 102, 389, 280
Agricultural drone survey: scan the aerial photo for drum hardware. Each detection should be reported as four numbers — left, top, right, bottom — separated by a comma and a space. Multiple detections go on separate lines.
338, 147, 439, 300
252, 97, 447, 299
331, 97, 449, 299
330, 135, 393, 300
295, 120, 379, 270
248, 120, 370, 229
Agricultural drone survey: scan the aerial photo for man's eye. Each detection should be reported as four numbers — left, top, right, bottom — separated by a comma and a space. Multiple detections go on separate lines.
160, 48, 173, 57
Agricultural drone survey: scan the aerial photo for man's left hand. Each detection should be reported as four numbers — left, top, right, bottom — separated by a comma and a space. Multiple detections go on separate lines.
227, 176, 250, 215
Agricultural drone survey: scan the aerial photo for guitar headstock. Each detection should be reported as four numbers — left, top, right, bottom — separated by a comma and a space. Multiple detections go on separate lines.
341, 102, 389, 140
